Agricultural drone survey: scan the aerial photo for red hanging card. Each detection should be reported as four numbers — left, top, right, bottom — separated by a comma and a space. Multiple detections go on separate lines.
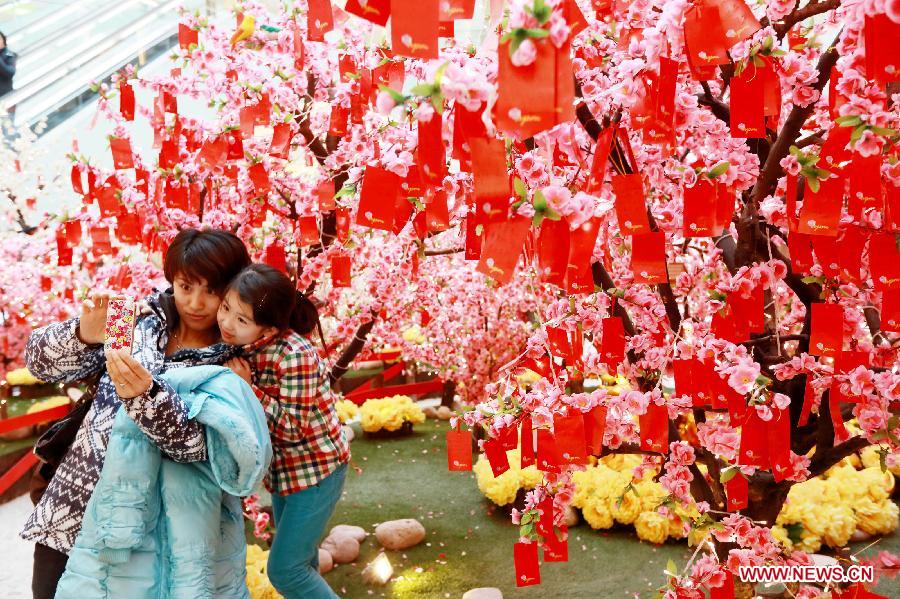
882, 289, 900, 332
90, 225, 112, 256
307, 0, 335, 42
249, 163, 270, 196
357, 166, 401, 231
788, 232, 814, 273
726, 386, 746, 424
452, 105, 486, 170
344, 0, 390, 26
725, 473, 748, 512
64, 220, 82, 247
631, 231, 668, 285
564, 217, 601, 294
328, 105, 348, 137
674, 358, 703, 407
119, 82, 135, 121
116, 212, 141, 243
869, 233, 900, 291
269, 124, 293, 159
330, 255, 352, 287
96, 185, 120, 218
542, 528, 568, 562
611, 174, 650, 234
729, 285, 764, 333
317, 179, 336, 211
768, 407, 791, 481
535, 495, 554, 541
513, 541, 541, 587
537, 217, 570, 286
639, 402, 668, 453
837, 226, 868, 284
110, 137, 134, 170
709, 0, 760, 43
159, 137, 179, 169
864, 15, 900, 87
440, 0, 475, 20
520, 416, 536, 468
715, 183, 734, 234
335, 208, 351, 243
469, 137, 509, 223
809, 303, 843, 357
298, 216, 320, 246
683, 4, 730, 79
739, 409, 769, 469
495, 39, 557, 140
498, 422, 518, 452
70, 165, 84, 195
391, 0, 439, 59
483, 437, 511, 477
761, 58, 781, 120
584, 404, 607, 454
730, 63, 766, 138
683, 179, 717, 237
554, 412, 588, 466
536, 427, 561, 473
199, 136, 228, 171
798, 176, 842, 237
264, 242, 288, 273
178, 23, 198, 49
830, 392, 849, 443
425, 191, 450, 232
476, 217, 531, 285
447, 429, 473, 471
161, 90, 177, 114
226, 131, 244, 160
848, 153, 883, 218
56, 231, 72, 266
599, 316, 625, 371
465, 215, 483, 260
417, 112, 446, 185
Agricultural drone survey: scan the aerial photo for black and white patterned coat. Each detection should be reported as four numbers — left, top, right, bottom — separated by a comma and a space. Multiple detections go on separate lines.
20, 291, 237, 554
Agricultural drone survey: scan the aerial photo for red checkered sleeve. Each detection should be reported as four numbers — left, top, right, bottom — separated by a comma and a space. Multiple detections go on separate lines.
252, 349, 319, 443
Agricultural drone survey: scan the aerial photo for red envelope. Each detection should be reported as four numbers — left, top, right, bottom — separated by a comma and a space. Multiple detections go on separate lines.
91, 225, 112, 256
331, 255, 351, 287
357, 167, 401, 231
882, 289, 900, 332
674, 358, 704, 407
536, 428, 561, 473
249, 163, 270, 196
683, 4, 730, 79
483, 437, 511, 477
535, 495, 554, 540
344, 0, 390, 26
475, 217, 531, 285
495, 39, 560, 140
848, 153, 883, 218
391, 0, 439, 59
464, 215, 483, 260
809, 303, 843, 357
520, 416, 536, 468
611, 174, 650, 234
159, 137, 179, 169
119, 82, 135, 121
739, 409, 769, 469
116, 213, 141, 243
56, 231, 73, 266
715, 183, 734, 234
447, 429, 473, 471
297, 216, 319, 246
417, 112, 446, 185
537, 218, 569, 286
798, 177, 842, 237
584, 404, 607, 455
725, 472, 748, 512
864, 15, 900, 87
768, 407, 791, 481
178, 23, 198, 49
498, 423, 518, 452
335, 208, 351, 242
307, 0, 334, 42
426, 191, 450, 232
96, 185, 121, 218
730, 63, 766, 138
788, 231, 814, 273
64, 220, 82, 247
554, 412, 588, 466
542, 527, 568, 562
110, 137, 134, 170
226, 131, 244, 160
439, 0, 475, 19
264, 242, 288, 273
393, 196, 414, 235
631, 231, 668, 285
317, 179, 336, 211
599, 316, 625, 371
469, 137, 510, 222
639, 402, 668, 453
513, 541, 541, 587
729, 285, 764, 333
726, 388, 746, 424
870, 233, 900, 290
683, 179, 717, 237
452, 105, 486, 170
328, 105, 348, 137
564, 218, 601, 294
269, 124, 293, 159
199, 137, 227, 171
836, 226, 868, 284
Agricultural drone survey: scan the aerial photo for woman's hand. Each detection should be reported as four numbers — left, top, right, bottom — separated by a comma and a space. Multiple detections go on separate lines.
226, 358, 253, 385
106, 349, 153, 399
78, 292, 113, 345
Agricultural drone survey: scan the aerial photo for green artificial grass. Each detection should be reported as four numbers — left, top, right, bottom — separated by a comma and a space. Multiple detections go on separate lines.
251, 418, 900, 598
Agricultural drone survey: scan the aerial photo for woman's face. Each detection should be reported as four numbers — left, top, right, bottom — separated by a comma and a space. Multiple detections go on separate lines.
217, 289, 277, 346
173, 275, 222, 334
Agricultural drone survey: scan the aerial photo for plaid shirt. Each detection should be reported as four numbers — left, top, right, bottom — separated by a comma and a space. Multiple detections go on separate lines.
245, 330, 349, 495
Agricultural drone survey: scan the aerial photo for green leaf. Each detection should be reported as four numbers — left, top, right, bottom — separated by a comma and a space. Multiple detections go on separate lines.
806, 176, 821, 193
525, 28, 550, 39
666, 559, 678, 577
434, 61, 450, 85
869, 126, 896, 136
533, 189, 548, 212
752, 54, 765, 68
334, 184, 356, 199
378, 84, 406, 104
834, 115, 863, 127
719, 466, 739, 484
410, 83, 435, 96
431, 91, 444, 114
520, 512, 534, 525
850, 125, 866, 142
801, 275, 825, 285
513, 177, 527, 200
707, 161, 730, 179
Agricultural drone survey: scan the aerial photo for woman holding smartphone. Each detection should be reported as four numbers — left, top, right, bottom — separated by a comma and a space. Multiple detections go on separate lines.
22, 228, 250, 599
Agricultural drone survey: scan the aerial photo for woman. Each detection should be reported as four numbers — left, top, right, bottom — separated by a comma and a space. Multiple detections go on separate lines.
22, 228, 251, 599
0, 31, 16, 97
219, 264, 350, 599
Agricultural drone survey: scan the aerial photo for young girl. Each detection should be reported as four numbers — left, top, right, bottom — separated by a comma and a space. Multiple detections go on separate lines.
219, 264, 349, 599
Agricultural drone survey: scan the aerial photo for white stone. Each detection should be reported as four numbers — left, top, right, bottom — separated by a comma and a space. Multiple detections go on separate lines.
436, 406, 452, 420
564, 505, 579, 528
329, 524, 367, 543
375, 518, 426, 550
462, 588, 503, 599
318, 548, 334, 573
321, 533, 360, 564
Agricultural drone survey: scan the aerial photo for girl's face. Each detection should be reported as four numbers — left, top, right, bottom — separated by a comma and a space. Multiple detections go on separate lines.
173, 275, 222, 334
217, 289, 278, 346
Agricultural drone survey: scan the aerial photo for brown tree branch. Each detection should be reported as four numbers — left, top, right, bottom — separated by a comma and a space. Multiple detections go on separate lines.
329, 317, 378, 383
774, 0, 842, 39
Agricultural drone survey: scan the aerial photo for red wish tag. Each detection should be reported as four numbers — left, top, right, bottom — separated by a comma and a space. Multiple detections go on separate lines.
730, 63, 766, 138
599, 316, 625, 371
417, 112, 446, 185
483, 437, 511, 477
307, 0, 334, 42
536, 427, 561, 473
269, 123, 293, 159
426, 191, 450, 232
331, 255, 352, 287
56, 231, 73, 266
882, 289, 900, 332
71, 165, 84, 195
297, 216, 320, 246
683, 4, 730, 78
586, 125, 616, 194
64, 220, 82, 247
317, 179, 336, 211
357, 166, 401, 231
631, 231, 668, 285
611, 174, 650, 234
110, 137, 134, 170
639, 402, 669, 453
738, 409, 769, 469
683, 179, 717, 237
542, 527, 568, 562
469, 137, 510, 223
520, 415, 536, 468
809, 303, 843, 357
768, 407, 792, 482
199, 136, 228, 171
475, 217, 531, 285
848, 153, 883, 218
464, 215, 483, 260
249, 162, 270, 196
328, 105, 348, 137
535, 495, 554, 540
116, 213, 141, 243
452, 105, 486, 170
864, 15, 900, 87
798, 177, 842, 237
440, 0, 475, 20
264, 242, 288, 273
178, 23, 198, 49
391, 0, 439, 59
725, 472, 748, 512
90, 225, 113, 256
674, 358, 703, 407
119, 82, 135, 121
513, 541, 541, 587
564, 218, 601, 295
446, 429, 473, 471
584, 404, 607, 455
537, 217, 569, 286
495, 39, 556, 140
344, 0, 390, 26
554, 412, 588, 466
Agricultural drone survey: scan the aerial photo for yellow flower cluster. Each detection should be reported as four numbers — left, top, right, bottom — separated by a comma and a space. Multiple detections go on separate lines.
6, 368, 43, 386
26, 396, 70, 414
246, 544, 282, 599
359, 395, 426, 432
774, 462, 897, 553
571, 455, 688, 544
473, 448, 544, 506
401, 325, 426, 345
335, 399, 359, 424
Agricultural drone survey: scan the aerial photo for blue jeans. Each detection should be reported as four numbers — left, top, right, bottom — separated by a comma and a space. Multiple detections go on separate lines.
268, 463, 348, 599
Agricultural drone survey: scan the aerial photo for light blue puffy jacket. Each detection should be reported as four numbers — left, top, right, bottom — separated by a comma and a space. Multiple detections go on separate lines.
56, 366, 273, 599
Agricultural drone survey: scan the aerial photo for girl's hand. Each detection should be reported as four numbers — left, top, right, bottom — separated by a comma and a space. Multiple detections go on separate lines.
78, 292, 113, 345
106, 349, 154, 399
226, 358, 253, 385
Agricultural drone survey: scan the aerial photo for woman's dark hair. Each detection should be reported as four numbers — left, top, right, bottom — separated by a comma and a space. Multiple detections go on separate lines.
164, 228, 251, 293
0, 32, 7, 47
227, 264, 321, 336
